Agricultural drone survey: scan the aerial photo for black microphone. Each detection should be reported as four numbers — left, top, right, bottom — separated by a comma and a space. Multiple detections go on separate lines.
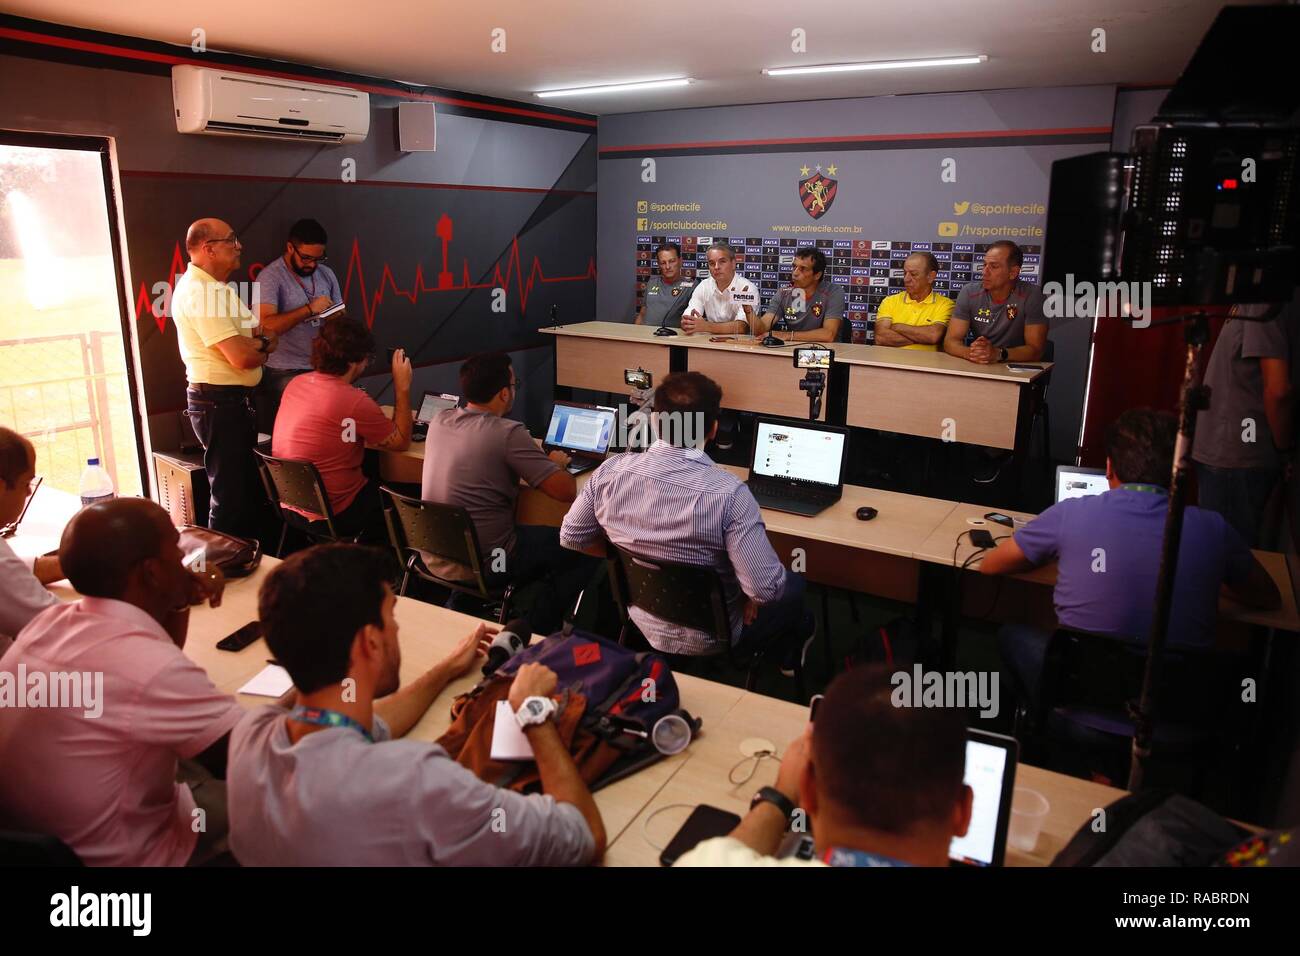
654, 290, 679, 337
549, 304, 560, 329
483, 618, 533, 676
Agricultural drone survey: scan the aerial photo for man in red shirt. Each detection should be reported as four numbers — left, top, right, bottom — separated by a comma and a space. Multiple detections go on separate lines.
272, 319, 412, 543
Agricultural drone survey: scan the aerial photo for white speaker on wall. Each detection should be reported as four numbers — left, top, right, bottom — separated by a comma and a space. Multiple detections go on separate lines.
398, 102, 437, 151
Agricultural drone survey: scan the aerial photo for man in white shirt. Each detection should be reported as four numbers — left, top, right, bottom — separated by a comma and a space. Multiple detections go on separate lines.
682, 242, 759, 335
0, 427, 61, 647
675, 665, 972, 867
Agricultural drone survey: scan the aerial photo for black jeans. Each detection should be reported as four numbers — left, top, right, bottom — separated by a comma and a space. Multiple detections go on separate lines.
255, 366, 309, 436
186, 385, 263, 540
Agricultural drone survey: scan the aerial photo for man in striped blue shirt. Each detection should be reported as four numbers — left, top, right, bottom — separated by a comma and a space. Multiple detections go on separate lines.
560, 372, 811, 664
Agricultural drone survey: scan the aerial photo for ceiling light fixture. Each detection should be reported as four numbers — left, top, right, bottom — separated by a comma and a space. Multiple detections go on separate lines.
536, 78, 692, 98
764, 55, 987, 77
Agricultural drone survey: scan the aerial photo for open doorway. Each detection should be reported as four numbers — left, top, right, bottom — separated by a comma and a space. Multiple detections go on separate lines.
0, 131, 145, 501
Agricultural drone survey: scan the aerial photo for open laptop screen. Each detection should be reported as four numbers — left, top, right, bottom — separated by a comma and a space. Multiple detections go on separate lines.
545, 403, 616, 456
750, 420, 845, 488
949, 729, 1018, 867
1054, 465, 1108, 503
417, 392, 459, 423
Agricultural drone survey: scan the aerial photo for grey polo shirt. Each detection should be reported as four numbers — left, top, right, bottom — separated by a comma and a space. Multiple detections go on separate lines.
1192, 310, 1294, 470
421, 406, 560, 560
953, 279, 1047, 348
227, 706, 594, 866
642, 275, 694, 328
766, 280, 846, 333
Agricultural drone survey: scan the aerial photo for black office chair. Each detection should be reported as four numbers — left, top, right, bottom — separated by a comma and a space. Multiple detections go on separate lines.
605, 542, 805, 699
0, 829, 82, 866
1023, 627, 1249, 792
380, 486, 516, 624
1030, 337, 1055, 465
254, 451, 360, 557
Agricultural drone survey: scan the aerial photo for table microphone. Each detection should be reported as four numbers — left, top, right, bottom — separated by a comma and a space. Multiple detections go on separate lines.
483, 618, 533, 676
762, 310, 789, 348
654, 299, 679, 337
549, 304, 560, 329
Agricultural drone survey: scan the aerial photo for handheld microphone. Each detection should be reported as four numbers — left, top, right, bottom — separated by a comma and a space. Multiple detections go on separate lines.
483, 618, 533, 676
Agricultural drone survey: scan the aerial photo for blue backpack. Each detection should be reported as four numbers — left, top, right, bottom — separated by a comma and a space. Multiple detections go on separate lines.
438, 628, 698, 792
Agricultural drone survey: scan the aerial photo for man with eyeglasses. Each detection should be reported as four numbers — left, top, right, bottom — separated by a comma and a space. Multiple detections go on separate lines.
254, 219, 344, 433
173, 217, 278, 540
0, 426, 63, 652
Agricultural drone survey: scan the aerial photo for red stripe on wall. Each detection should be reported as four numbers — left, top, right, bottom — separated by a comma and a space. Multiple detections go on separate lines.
0, 25, 598, 129
118, 169, 596, 196
599, 126, 1114, 153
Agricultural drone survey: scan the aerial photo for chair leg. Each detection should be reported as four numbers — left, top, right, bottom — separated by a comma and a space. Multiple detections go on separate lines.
497, 585, 515, 625
820, 586, 834, 678
276, 524, 288, 559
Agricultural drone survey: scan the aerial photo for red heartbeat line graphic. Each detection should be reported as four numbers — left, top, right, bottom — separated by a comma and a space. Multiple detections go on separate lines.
137, 214, 597, 334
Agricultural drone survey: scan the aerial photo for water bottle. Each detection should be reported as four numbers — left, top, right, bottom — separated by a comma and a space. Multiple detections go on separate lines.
78, 458, 115, 508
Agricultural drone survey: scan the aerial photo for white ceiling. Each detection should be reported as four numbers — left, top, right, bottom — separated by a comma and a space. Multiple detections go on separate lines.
3, 0, 1254, 115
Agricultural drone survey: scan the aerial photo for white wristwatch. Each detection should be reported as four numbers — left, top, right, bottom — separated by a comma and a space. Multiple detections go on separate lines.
515, 696, 557, 729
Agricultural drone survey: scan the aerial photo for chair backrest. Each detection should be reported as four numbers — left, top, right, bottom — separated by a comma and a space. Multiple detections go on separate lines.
1041, 628, 1240, 728
0, 829, 82, 866
254, 451, 336, 529
606, 543, 731, 642
380, 486, 493, 593
1041, 337, 1056, 363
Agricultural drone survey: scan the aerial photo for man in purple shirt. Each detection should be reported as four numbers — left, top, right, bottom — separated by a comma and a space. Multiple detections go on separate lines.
980, 408, 1280, 709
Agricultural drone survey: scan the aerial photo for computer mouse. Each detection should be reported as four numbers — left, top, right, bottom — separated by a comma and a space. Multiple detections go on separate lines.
856, 506, 878, 521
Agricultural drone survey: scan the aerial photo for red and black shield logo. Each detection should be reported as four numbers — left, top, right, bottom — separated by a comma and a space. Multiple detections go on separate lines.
799, 172, 837, 220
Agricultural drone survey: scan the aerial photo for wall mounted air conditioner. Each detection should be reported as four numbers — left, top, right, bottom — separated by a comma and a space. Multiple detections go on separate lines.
172, 65, 370, 144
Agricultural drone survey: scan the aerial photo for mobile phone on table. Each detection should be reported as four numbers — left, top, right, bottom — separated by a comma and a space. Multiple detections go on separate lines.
970, 529, 997, 550
984, 512, 1015, 528
659, 805, 742, 866
217, 620, 263, 652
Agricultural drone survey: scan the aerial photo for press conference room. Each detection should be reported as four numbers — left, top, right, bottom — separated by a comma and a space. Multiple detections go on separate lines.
0, 0, 1297, 922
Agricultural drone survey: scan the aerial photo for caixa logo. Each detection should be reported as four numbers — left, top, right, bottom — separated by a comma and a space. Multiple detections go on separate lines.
1042, 275, 1152, 327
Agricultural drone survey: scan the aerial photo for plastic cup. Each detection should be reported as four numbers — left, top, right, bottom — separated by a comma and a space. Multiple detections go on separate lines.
650, 714, 693, 755
1008, 786, 1050, 852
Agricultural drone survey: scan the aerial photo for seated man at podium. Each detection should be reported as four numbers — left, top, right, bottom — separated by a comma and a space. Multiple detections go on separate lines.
753, 247, 845, 344
633, 242, 694, 330
681, 242, 758, 335
873, 251, 954, 351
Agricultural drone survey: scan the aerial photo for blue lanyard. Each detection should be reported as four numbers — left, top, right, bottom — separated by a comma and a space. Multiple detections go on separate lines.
823, 846, 910, 867
289, 705, 373, 742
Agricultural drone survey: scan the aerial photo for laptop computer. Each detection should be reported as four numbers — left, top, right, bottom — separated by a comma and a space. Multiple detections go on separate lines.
949, 728, 1019, 867
412, 391, 460, 441
746, 417, 847, 517
1054, 464, 1108, 503
542, 401, 617, 475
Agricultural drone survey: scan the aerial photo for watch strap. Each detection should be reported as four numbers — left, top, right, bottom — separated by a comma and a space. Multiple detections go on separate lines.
752, 786, 796, 822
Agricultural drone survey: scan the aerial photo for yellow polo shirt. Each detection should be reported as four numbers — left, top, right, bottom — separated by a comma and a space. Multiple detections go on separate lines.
171, 263, 261, 386
875, 290, 955, 351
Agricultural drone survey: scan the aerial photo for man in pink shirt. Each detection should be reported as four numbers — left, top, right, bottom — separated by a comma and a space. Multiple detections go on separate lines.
0, 498, 236, 866
272, 318, 412, 543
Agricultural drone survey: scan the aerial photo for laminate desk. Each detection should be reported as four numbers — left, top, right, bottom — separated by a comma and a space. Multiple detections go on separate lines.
44, 559, 1140, 868
539, 321, 1052, 448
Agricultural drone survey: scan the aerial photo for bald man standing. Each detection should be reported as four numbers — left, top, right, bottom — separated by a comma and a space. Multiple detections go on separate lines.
173, 218, 279, 539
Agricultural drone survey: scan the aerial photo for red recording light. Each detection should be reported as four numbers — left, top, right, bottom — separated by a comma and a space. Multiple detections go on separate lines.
1221, 179, 1239, 189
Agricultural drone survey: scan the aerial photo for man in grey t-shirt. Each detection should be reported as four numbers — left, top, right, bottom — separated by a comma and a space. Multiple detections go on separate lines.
944, 241, 1048, 364
1192, 297, 1296, 548
634, 242, 694, 329
421, 352, 600, 632
227, 544, 605, 866
254, 218, 343, 432
755, 246, 847, 343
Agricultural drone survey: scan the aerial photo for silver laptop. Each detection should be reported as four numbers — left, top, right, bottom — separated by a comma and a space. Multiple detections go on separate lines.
1054, 465, 1108, 503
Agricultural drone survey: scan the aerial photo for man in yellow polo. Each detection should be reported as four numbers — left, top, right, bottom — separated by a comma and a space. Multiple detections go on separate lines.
173, 217, 278, 539
872, 251, 953, 350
